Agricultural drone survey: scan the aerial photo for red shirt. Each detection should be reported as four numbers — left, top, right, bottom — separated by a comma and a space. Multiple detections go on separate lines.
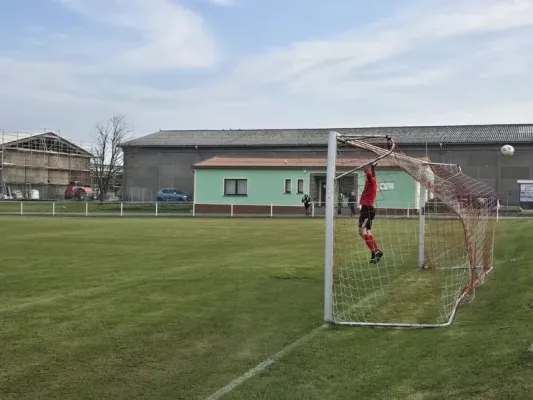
360, 167, 377, 206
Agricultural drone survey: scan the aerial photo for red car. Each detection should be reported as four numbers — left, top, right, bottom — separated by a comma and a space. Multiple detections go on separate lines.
65, 181, 94, 200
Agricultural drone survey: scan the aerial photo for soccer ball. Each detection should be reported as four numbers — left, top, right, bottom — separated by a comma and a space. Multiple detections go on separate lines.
500, 144, 514, 156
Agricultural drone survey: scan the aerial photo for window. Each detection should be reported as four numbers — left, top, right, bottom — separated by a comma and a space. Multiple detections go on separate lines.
224, 179, 247, 196
297, 179, 304, 194
284, 179, 292, 194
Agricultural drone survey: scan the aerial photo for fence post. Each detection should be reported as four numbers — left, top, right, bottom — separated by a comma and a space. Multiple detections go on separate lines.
270, 203, 273, 217
52, 202, 55, 216
192, 202, 195, 217
120, 202, 123, 217
155, 202, 158, 217
20, 201, 23, 216
85, 202, 88, 216
311, 202, 315, 217
230, 203, 234, 217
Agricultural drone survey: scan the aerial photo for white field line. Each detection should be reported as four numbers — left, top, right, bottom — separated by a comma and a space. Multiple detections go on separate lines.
204, 256, 473, 400
204, 285, 389, 400
205, 324, 328, 400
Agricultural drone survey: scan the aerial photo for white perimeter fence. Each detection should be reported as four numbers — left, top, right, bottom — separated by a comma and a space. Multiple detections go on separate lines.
0, 200, 523, 218
0, 200, 423, 218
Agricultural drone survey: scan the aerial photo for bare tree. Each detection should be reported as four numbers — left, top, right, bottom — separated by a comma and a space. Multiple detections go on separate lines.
91, 114, 132, 202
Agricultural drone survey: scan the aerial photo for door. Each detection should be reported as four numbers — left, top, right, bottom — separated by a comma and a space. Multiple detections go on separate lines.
320, 181, 326, 207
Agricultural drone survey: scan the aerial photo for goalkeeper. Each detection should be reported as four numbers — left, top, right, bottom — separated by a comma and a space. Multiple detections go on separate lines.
358, 163, 383, 264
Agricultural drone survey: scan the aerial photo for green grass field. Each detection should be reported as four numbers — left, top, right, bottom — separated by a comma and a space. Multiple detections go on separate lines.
0, 216, 532, 399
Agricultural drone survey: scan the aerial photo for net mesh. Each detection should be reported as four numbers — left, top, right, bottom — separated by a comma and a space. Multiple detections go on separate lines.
331, 135, 498, 327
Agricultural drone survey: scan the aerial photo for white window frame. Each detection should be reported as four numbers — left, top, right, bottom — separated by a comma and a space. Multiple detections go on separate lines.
223, 178, 248, 196
284, 178, 292, 194
297, 178, 304, 194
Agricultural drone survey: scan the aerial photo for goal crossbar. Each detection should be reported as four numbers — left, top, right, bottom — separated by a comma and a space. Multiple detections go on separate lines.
335, 135, 396, 180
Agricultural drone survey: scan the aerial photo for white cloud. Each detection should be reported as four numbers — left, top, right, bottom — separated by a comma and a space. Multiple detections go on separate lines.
56, 0, 219, 70
206, 0, 235, 6
231, 0, 533, 92
2, 0, 533, 140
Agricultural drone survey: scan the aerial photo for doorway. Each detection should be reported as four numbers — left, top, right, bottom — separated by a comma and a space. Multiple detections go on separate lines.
320, 180, 326, 206
317, 173, 359, 207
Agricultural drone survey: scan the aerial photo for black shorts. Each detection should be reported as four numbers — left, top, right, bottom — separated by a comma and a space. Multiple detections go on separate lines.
358, 205, 376, 230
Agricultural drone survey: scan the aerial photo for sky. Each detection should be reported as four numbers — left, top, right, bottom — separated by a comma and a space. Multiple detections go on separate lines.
1, 0, 533, 142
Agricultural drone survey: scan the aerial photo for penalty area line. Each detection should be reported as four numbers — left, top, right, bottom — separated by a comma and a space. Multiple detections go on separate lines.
205, 324, 328, 400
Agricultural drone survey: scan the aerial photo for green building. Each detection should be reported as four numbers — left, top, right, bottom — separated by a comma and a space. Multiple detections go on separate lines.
192, 156, 427, 215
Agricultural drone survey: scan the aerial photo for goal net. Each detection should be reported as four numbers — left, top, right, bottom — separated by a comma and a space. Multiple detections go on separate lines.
324, 131, 498, 327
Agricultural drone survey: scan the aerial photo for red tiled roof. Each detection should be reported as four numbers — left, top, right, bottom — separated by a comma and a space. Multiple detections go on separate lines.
193, 156, 431, 168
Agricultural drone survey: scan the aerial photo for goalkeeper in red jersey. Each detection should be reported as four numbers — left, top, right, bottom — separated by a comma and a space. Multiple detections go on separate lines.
358, 163, 383, 264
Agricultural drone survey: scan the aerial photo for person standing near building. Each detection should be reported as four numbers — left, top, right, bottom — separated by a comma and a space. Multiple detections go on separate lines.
301, 193, 311, 216
348, 191, 356, 216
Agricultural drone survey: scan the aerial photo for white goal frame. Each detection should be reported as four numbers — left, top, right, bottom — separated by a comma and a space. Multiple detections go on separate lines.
323, 130, 474, 328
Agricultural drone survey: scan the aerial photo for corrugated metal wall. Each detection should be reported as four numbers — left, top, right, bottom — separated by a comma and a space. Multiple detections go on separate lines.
122, 144, 533, 205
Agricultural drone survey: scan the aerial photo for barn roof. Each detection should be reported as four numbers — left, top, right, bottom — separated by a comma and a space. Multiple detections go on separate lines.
121, 124, 533, 148
193, 156, 431, 169
2, 132, 92, 156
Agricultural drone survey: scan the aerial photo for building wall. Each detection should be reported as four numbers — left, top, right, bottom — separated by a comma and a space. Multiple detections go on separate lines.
1, 149, 91, 199
305, 168, 416, 208
123, 144, 533, 205
372, 169, 417, 208
194, 167, 416, 208
4, 150, 89, 170
194, 168, 310, 205
402, 144, 533, 206
122, 146, 326, 201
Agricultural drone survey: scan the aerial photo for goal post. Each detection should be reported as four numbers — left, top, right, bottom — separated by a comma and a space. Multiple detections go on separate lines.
324, 131, 498, 328
418, 183, 427, 269
324, 130, 337, 322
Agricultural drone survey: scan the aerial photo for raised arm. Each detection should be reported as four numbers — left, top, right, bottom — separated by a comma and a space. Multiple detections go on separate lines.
365, 164, 376, 180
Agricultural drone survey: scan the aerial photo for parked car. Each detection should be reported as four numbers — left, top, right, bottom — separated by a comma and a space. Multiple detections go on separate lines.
65, 181, 94, 201
156, 188, 192, 202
